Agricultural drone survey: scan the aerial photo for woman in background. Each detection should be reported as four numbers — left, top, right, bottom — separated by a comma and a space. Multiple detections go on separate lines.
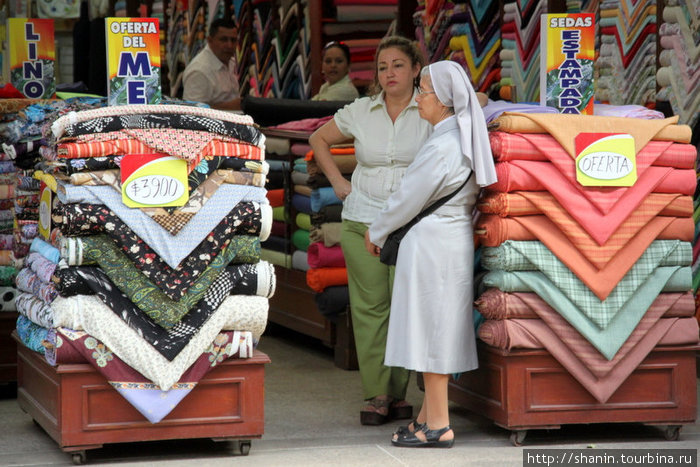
366, 60, 496, 447
311, 41, 359, 101
309, 36, 430, 425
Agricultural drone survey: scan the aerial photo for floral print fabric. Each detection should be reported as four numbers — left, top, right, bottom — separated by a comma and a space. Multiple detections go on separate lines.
62, 234, 260, 328
55, 202, 263, 299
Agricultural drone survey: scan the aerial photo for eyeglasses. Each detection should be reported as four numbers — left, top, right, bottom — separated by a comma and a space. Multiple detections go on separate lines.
417, 88, 436, 95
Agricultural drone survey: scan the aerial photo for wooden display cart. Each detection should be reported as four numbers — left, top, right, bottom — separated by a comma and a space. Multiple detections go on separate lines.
14, 333, 270, 464
448, 341, 698, 446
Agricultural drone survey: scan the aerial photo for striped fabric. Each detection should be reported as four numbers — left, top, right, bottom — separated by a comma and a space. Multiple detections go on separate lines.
478, 191, 693, 245
489, 131, 696, 169
475, 289, 696, 320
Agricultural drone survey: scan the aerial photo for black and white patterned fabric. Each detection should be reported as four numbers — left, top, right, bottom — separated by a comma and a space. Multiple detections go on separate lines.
61, 114, 263, 146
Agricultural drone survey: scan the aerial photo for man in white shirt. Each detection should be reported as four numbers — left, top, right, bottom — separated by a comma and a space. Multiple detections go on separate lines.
182, 18, 241, 110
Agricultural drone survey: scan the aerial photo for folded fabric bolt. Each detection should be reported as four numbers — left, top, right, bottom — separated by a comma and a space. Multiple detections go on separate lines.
29, 237, 60, 264
50, 328, 250, 423
50, 293, 267, 391
491, 113, 691, 147
489, 131, 696, 168
482, 266, 690, 359
307, 242, 346, 268
15, 314, 48, 354
310, 187, 342, 212
306, 267, 348, 293
0, 286, 17, 311
476, 289, 696, 320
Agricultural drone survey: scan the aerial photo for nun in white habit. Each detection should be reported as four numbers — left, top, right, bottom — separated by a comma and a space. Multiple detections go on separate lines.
365, 60, 496, 448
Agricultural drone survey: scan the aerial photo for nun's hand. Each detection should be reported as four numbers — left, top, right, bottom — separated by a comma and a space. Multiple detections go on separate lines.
364, 230, 380, 257
332, 178, 352, 201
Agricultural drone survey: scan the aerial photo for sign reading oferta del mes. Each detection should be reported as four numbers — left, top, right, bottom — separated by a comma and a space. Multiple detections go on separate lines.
105, 18, 161, 105
540, 13, 595, 114
7, 18, 55, 98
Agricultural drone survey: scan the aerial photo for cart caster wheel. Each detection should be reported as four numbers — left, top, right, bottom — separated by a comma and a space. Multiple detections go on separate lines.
664, 425, 681, 441
71, 451, 86, 465
510, 430, 527, 446
239, 441, 251, 456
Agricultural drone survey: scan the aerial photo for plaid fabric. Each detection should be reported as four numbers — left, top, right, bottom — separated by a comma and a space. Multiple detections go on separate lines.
482, 240, 691, 329
482, 240, 692, 272
489, 131, 696, 169
482, 266, 691, 360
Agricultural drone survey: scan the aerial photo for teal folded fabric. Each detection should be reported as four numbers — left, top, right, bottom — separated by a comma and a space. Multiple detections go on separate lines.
482, 240, 687, 329
482, 240, 691, 272
482, 267, 690, 360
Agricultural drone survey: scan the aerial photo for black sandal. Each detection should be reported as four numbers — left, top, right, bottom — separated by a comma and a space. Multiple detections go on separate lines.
360, 397, 391, 426
391, 425, 454, 448
394, 418, 425, 436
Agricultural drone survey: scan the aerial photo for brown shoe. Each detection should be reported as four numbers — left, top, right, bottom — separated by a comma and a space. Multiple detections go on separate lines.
360, 397, 390, 425
389, 400, 413, 420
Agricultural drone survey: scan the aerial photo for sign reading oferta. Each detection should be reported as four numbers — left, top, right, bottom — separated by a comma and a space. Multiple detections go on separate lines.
105, 18, 161, 105
575, 133, 637, 186
540, 13, 595, 114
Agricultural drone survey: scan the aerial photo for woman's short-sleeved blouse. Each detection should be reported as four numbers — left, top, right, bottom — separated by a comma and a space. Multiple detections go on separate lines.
333, 91, 431, 224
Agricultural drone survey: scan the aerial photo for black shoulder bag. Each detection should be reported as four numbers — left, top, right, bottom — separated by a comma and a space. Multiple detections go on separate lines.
379, 171, 473, 265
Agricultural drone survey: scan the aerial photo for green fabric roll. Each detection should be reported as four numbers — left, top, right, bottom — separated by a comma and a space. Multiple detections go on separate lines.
272, 206, 290, 223
261, 248, 292, 268
482, 267, 690, 360
291, 229, 310, 252
0, 266, 17, 286
693, 269, 700, 294
296, 213, 312, 231
81, 235, 260, 329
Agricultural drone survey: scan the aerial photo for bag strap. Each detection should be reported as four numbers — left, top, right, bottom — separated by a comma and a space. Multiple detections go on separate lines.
403, 170, 473, 231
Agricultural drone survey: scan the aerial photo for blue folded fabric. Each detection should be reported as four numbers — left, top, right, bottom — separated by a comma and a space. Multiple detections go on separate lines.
292, 193, 312, 214
29, 237, 60, 264
310, 187, 342, 213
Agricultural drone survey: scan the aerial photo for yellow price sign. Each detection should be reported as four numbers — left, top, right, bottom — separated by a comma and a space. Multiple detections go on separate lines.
121, 154, 189, 208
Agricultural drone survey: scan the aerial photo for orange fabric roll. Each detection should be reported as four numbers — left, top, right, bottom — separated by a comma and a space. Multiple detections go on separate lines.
266, 188, 285, 207
306, 267, 348, 293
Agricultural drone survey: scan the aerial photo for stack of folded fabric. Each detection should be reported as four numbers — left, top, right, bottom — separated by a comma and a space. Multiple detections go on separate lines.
423, 0, 502, 94
656, 0, 699, 130
596, 0, 656, 106
261, 137, 292, 269
305, 146, 355, 322
290, 142, 312, 271
247, 0, 310, 99
14, 103, 275, 423
498, 0, 545, 102
475, 111, 699, 403
343, 38, 380, 88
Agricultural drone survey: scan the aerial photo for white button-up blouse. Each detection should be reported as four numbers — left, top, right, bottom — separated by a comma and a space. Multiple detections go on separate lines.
333, 91, 432, 224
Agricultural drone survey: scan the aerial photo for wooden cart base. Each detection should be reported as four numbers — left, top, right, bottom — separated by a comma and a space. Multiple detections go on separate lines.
15, 333, 270, 464
448, 342, 698, 446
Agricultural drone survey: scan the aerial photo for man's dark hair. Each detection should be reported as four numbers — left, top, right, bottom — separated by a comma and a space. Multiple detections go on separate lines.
209, 18, 237, 38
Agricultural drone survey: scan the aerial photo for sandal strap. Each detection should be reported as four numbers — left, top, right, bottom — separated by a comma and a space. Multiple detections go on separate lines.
366, 397, 392, 409
422, 425, 452, 441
